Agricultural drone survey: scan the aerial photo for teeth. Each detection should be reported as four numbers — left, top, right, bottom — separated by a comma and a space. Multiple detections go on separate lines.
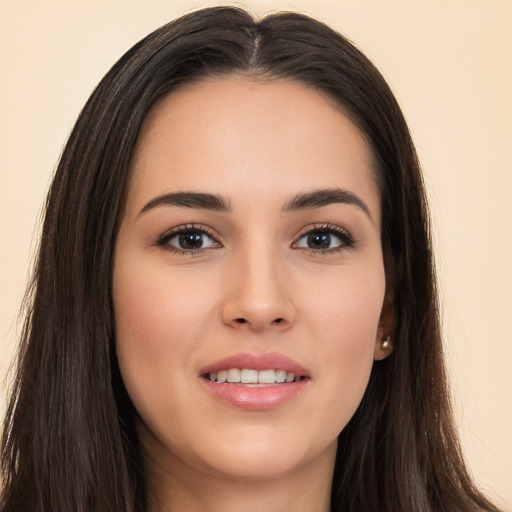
226, 368, 241, 383
208, 368, 301, 384
275, 370, 287, 383
258, 369, 276, 384
240, 369, 258, 384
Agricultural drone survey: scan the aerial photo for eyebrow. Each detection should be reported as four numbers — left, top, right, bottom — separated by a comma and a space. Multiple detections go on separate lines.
282, 188, 373, 220
139, 192, 231, 215
139, 188, 373, 221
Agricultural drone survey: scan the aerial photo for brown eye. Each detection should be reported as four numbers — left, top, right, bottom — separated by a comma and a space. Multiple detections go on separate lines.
306, 232, 332, 250
168, 230, 217, 250
176, 232, 206, 250
294, 225, 355, 253
156, 226, 220, 253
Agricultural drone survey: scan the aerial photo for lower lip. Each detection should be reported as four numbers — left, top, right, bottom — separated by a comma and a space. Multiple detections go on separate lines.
201, 378, 309, 410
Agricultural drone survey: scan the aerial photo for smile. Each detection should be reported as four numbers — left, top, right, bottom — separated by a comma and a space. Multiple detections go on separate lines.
199, 352, 310, 409
206, 368, 304, 385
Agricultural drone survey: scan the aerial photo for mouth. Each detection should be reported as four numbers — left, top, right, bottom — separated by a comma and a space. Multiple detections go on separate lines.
199, 352, 310, 409
204, 368, 306, 385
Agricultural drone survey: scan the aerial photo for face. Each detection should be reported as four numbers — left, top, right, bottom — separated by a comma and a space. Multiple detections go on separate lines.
113, 77, 392, 484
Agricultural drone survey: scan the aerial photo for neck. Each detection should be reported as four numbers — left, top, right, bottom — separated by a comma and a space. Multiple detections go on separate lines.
141, 427, 336, 512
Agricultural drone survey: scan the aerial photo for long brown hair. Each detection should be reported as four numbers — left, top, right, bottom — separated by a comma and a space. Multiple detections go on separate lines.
1, 6, 499, 511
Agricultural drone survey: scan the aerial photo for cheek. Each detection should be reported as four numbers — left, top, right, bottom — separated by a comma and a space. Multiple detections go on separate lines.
113, 260, 215, 348
301, 268, 385, 429
112, 260, 216, 417
304, 266, 385, 349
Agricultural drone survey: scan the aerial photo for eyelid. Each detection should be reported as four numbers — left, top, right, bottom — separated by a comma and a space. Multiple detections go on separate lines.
154, 222, 355, 256
292, 223, 356, 253
155, 223, 222, 254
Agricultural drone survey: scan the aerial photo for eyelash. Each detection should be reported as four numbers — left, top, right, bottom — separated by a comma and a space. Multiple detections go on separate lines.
155, 224, 220, 255
293, 223, 356, 256
154, 223, 355, 256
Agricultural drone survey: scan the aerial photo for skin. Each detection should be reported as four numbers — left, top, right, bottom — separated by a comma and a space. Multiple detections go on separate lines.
113, 77, 393, 512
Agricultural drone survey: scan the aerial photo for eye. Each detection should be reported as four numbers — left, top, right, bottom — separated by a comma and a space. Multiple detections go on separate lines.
156, 225, 220, 253
294, 224, 355, 253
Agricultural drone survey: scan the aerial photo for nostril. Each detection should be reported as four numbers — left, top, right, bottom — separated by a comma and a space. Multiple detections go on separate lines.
232, 317, 287, 327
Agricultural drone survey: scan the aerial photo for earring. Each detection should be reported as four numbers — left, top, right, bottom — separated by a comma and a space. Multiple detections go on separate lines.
382, 336, 392, 350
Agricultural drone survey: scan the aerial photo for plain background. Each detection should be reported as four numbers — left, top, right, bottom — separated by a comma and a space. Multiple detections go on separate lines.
1, 0, 510, 508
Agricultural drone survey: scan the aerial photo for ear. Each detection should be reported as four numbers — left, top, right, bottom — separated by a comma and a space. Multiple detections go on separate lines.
374, 290, 395, 361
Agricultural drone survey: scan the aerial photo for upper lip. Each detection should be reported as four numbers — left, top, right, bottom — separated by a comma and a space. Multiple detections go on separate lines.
199, 351, 310, 377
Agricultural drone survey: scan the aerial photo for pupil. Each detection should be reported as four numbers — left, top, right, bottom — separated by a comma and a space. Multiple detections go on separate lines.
308, 232, 330, 249
179, 232, 203, 249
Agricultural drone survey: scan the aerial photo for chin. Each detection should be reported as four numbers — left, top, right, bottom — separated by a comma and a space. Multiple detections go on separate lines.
186, 425, 339, 482
208, 445, 303, 481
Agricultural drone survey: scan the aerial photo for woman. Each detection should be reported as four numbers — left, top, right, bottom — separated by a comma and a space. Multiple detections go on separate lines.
0, 6, 500, 512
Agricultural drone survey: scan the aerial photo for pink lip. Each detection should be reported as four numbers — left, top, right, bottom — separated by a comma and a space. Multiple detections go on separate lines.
199, 351, 309, 376
199, 352, 310, 410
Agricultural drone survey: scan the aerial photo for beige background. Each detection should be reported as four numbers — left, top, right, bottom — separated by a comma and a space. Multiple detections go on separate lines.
1, 0, 511, 508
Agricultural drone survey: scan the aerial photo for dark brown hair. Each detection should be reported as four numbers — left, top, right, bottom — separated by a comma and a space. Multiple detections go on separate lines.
1, 6, 499, 511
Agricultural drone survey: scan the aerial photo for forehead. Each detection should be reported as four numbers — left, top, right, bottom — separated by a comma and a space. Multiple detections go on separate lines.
127, 77, 379, 218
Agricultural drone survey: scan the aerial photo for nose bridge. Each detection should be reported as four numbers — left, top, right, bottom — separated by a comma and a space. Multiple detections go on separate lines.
222, 238, 296, 332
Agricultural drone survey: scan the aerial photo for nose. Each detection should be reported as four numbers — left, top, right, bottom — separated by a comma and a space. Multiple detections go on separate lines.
220, 245, 297, 333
